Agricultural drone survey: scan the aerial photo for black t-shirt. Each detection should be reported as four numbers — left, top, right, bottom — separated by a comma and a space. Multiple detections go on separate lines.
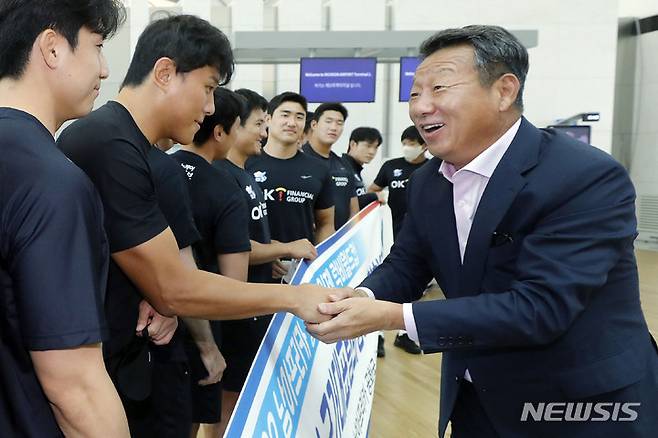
341, 153, 378, 209
302, 143, 355, 229
246, 150, 334, 243
171, 151, 251, 276
1, 108, 108, 437
214, 159, 272, 284
374, 157, 428, 237
147, 147, 201, 362
58, 101, 170, 355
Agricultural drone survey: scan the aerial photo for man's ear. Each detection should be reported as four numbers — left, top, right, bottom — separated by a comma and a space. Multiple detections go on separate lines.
495, 73, 521, 112
152, 57, 177, 91
311, 119, 318, 130
213, 124, 225, 143
37, 29, 63, 70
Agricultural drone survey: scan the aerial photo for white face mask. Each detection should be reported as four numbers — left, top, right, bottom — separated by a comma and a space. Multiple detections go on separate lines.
402, 144, 425, 162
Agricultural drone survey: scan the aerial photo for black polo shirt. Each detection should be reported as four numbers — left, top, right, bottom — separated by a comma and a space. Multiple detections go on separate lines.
215, 159, 272, 284
172, 150, 251, 276
246, 150, 334, 244
373, 157, 428, 238
341, 153, 378, 209
302, 143, 356, 229
147, 147, 201, 361
1, 108, 108, 437
58, 101, 170, 357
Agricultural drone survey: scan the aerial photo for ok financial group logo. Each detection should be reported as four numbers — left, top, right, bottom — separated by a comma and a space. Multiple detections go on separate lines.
520, 402, 641, 422
264, 187, 315, 204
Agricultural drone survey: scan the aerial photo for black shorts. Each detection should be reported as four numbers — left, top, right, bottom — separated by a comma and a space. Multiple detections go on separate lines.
221, 315, 272, 392
121, 359, 193, 438
185, 338, 222, 424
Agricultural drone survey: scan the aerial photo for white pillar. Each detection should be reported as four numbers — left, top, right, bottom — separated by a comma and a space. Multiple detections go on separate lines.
128, 0, 149, 56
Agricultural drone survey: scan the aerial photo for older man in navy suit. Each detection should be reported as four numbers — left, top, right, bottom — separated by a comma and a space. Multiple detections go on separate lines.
307, 25, 658, 438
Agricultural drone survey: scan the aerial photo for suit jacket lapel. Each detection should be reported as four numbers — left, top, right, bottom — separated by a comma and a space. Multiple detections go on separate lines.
422, 159, 462, 296
459, 117, 542, 295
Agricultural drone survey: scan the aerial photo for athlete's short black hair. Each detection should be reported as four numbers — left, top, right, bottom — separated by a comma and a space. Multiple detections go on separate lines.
401, 125, 425, 145
312, 102, 348, 122
121, 15, 233, 89
193, 88, 243, 146
235, 88, 268, 126
267, 91, 307, 115
0, 0, 125, 79
349, 127, 382, 148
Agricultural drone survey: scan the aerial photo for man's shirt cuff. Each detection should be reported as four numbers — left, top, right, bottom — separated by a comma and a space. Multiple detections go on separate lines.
402, 303, 420, 344
355, 287, 376, 299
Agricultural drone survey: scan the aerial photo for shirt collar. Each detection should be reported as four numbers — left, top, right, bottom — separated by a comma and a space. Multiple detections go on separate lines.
439, 117, 522, 182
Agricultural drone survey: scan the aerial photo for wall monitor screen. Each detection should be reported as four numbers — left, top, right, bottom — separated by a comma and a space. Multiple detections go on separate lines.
300, 57, 377, 103
399, 56, 421, 102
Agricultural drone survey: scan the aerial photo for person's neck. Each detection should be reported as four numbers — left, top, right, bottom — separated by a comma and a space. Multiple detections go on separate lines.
308, 137, 332, 158
263, 138, 298, 159
116, 87, 162, 145
180, 143, 215, 164
410, 153, 427, 165
451, 112, 521, 170
346, 153, 364, 168
226, 147, 249, 169
0, 78, 59, 136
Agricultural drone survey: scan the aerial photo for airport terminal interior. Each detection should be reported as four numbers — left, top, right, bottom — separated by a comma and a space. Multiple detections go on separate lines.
115, 1, 658, 437
3, 0, 658, 437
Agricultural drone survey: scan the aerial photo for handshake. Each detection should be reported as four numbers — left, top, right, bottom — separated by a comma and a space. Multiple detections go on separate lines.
290, 284, 404, 344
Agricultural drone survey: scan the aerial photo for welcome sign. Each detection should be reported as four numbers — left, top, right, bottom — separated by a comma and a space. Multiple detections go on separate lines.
224, 202, 384, 438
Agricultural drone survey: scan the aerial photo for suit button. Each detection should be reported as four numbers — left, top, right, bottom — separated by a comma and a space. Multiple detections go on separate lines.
455, 377, 460, 381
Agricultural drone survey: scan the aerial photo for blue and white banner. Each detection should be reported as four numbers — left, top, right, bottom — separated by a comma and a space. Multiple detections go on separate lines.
224, 202, 384, 438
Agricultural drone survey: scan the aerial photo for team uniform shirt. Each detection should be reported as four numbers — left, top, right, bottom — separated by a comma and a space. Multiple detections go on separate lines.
302, 143, 356, 229
341, 153, 378, 209
147, 147, 201, 362
373, 157, 428, 238
1, 108, 108, 437
172, 150, 251, 277
58, 101, 171, 363
214, 159, 272, 284
172, 151, 252, 404
213, 159, 275, 392
246, 150, 334, 244
301, 143, 355, 229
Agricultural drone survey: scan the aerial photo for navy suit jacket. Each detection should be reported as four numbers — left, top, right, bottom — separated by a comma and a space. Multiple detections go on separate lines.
361, 118, 658, 437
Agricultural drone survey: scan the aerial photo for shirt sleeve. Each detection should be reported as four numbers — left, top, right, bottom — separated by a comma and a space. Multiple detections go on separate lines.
212, 190, 252, 254
315, 167, 335, 210
93, 140, 169, 253
373, 161, 390, 188
7, 174, 108, 351
150, 152, 200, 249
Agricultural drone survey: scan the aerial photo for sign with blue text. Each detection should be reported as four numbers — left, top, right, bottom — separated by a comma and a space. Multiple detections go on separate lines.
224, 202, 384, 438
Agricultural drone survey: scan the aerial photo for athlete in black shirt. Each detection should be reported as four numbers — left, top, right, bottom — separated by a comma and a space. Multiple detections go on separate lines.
0, 2, 128, 437
173, 88, 252, 437
371, 125, 429, 240
247, 92, 335, 268
146, 145, 201, 436
302, 102, 358, 229
58, 16, 343, 437
342, 126, 384, 209
216, 88, 318, 428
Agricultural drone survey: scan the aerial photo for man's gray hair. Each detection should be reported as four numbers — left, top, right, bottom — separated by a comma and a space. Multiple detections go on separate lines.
419, 25, 529, 111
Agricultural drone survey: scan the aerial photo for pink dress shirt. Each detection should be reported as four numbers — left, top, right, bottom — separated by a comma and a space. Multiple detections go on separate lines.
360, 118, 521, 381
